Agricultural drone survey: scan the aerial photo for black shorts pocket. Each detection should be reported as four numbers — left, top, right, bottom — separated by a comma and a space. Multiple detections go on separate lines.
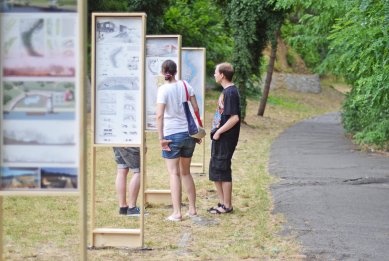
210, 158, 230, 172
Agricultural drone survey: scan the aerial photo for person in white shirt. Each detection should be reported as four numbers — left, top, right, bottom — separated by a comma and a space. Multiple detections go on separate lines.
156, 59, 202, 221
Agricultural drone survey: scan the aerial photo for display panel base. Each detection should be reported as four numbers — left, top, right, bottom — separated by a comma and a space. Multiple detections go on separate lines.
144, 189, 171, 204
93, 228, 141, 248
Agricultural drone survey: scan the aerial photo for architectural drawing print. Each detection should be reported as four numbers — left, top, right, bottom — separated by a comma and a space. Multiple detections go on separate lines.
3, 81, 75, 113
2, 13, 77, 77
96, 18, 142, 44
146, 40, 178, 57
127, 56, 139, 70
97, 77, 139, 91
94, 15, 143, 145
110, 46, 123, 68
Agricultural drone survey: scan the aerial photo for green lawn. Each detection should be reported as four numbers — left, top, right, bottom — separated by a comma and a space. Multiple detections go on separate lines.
2, 80, 345, 260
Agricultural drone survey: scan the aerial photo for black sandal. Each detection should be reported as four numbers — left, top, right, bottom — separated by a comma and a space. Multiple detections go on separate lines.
207, 207, 222, 214
207, 203, 224, 214
221, 205, 233, 214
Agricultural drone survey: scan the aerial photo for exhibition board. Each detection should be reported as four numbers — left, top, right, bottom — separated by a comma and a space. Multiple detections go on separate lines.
0, 1, 87, 260
145, 35, 182, 131
90, 12, 147, 248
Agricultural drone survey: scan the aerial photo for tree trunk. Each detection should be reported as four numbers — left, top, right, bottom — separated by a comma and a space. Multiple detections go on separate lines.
257, 29, 279, 116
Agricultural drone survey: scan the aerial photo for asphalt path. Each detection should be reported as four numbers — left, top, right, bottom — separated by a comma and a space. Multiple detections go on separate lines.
269, 112, 389, 261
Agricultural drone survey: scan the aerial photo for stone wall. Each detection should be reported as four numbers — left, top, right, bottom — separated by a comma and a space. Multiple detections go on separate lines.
263, 73, 321, 93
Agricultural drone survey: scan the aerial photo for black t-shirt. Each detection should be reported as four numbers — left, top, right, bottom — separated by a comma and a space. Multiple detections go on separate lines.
211, 85, 241, 141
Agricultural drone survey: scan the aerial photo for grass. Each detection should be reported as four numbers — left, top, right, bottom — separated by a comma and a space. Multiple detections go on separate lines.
2, 81, 345, 260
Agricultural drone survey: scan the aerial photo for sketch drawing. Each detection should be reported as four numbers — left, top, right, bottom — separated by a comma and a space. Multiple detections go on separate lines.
2, 14, 77, 77
96, 18, 141, 44
98, 77, 139, 90
21, 18, 44, 57
110, 46, 123, 67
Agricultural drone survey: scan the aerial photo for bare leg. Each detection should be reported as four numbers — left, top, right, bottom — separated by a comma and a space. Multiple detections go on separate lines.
165, 158, 182, 219
179, 157, 197, 215
222, 181, 232, 209
115, 168, 129, 208
128, 172, 140, 208
214, 181, 224, 205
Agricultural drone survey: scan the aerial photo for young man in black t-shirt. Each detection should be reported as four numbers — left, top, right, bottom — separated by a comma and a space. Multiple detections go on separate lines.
208, 62, 241, 214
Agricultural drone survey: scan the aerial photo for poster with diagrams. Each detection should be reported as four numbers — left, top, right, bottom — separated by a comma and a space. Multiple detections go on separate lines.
0, 11, 81, 192
181, 48, 205, 116
145, 35, 181, 131
94, 16, 144, 144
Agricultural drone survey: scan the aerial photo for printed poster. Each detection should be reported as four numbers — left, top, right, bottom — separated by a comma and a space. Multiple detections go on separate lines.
94, 16, 144, 144
0, 11, 80, 191
145, 36, 180, 131
181, 48, 205, 116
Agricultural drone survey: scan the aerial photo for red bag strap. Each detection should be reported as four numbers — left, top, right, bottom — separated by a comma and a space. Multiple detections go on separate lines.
182, 80, 190, 101
182, 81, 203, 127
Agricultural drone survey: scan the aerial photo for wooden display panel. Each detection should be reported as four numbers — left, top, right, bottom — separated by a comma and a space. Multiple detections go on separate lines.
0, 1, 87, 260
90, 12, 146, 249
0, 3, 83, 195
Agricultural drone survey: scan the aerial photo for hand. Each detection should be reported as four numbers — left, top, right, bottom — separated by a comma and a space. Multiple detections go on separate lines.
213, 131, 221, 140
160, 139, 172, 151
194, 138, 202, 144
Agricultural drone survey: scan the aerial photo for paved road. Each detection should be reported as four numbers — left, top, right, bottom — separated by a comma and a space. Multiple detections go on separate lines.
269, 112, 389, 261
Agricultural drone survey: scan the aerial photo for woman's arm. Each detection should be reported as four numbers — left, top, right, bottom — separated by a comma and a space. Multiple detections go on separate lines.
156, 103, 172, 151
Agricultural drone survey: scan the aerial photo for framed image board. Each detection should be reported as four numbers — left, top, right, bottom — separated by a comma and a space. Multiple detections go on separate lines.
145, 35, 181, 131
0, 1, 87, 260
92, 14, 145, 145
181, 48, 206, 116
0, 3, 84, 194
181, 47, 206, 173
90, 12, 146, 249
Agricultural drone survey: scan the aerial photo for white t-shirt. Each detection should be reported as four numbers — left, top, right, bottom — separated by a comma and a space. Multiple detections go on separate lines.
157, 80, 195, 136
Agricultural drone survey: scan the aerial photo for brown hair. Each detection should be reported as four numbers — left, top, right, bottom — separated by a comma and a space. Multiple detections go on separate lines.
217, 62, 234, 82
161, 60, 177, 81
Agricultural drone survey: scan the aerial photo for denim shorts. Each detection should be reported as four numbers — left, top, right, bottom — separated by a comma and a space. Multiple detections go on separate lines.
113, 147, 140, 172
162, 131, 196, 159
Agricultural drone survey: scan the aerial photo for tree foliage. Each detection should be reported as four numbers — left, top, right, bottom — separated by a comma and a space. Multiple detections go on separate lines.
276, 0, 389, 148
227, 0, 286, 120
161, 0, 233, 76
273, 0, 348, 71
87, 0, 169, 34
323, 0, 389, 147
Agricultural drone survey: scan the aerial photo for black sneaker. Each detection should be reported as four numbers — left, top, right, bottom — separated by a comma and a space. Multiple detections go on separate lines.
127, 207, 141, 216
119, 206, 129, 215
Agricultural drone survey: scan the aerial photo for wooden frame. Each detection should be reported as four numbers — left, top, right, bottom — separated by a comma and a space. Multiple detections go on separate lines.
90, 12, 147, 249
144, 47, 206, 204
0, 0, 87, 259
143, 35, 182, 204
